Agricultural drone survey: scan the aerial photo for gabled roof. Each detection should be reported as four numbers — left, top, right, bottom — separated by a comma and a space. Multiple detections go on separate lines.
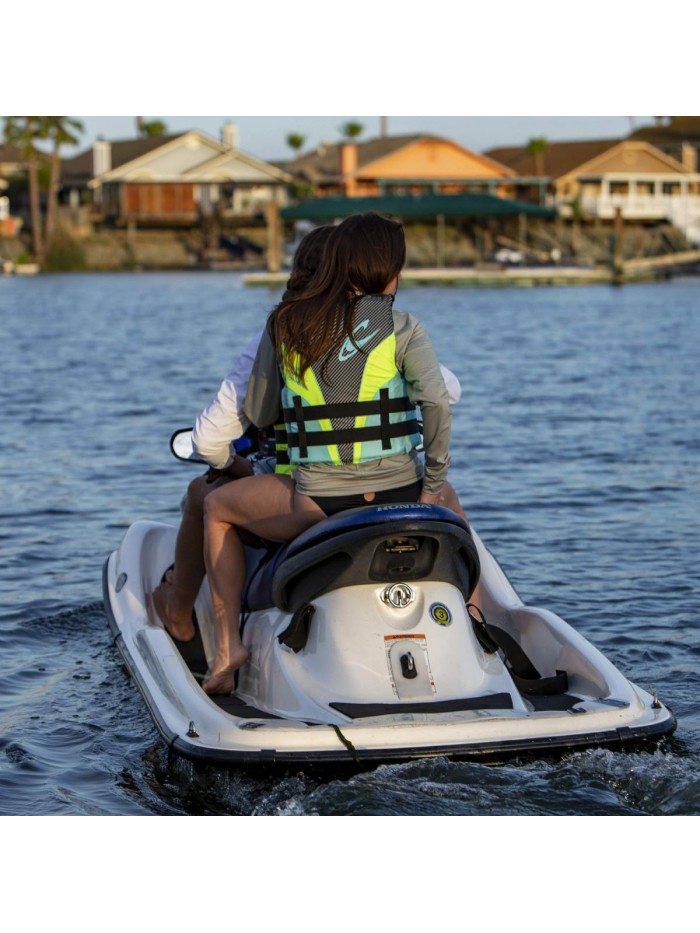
570, 140, 693, 177
89, 131, 230, 185
186, 147, 294, 184
288, 134, 514, 183
288, 134, 423, 183
63, 130, 292, 189
62, 134, 182, 186
484, 138, 621, 179
629, 116, 700, 146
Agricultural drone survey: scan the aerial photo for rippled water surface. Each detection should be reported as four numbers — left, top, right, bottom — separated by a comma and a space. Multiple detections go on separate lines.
1, 271, 698, 816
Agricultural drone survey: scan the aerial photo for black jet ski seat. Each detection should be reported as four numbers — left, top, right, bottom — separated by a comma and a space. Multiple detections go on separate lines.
243, 504, 480, 614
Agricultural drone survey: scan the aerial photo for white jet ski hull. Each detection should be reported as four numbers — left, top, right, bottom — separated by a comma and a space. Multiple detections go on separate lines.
103, 507, 675, 765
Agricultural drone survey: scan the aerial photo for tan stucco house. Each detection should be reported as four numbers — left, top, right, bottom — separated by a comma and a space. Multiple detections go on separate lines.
486, 137, 700, 243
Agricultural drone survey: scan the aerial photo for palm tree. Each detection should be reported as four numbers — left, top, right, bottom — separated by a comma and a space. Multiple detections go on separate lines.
527, 137, 548, 177
286, 132, 306, 156
42, 116, 84, 246
3, 116, 45, 262
339, 121, 364, 141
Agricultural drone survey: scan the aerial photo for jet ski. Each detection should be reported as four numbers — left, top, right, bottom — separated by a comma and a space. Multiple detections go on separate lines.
103, 462, 676, 765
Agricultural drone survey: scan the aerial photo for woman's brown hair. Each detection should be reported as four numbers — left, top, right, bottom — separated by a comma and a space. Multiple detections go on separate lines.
270, 212, 405, 380
282, 225, 334, 299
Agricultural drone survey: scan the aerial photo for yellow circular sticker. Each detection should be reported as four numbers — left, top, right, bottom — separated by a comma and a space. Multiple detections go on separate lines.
430, 603, 452, 626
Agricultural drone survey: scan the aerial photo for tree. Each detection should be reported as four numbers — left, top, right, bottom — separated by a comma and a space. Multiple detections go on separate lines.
137, 117, 168, 137
339, 121, 364, 141
42, 116, 84, 246
527, 136, 548, 177
286, 132, 306, 155
3, 116, 45, 261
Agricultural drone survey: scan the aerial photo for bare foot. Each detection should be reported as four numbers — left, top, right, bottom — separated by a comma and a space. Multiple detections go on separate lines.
151, 577, 196, 642
202, 645, 250, 695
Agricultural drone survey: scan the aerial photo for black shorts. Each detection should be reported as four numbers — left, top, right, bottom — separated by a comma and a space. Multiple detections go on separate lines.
309, 481, 423, 517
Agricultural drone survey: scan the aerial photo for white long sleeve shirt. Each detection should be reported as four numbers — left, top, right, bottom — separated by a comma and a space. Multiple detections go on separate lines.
191, 328, 263, 469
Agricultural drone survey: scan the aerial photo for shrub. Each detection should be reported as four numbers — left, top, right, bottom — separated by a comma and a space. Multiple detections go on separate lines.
44, 229, 86, 272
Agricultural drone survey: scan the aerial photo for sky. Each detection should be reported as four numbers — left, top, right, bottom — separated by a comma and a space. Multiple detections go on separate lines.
9, 3, 689, 167
62, 115, 659, 162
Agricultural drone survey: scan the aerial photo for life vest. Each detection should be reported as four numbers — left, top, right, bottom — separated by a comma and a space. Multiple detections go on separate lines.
280, 294, 421, 466
273, 418, 292, 475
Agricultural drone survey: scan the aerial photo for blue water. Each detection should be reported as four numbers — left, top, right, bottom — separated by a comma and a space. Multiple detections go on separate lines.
1, 271, 698, 815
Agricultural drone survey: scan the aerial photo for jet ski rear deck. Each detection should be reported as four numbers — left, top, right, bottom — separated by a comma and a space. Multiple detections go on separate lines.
103, 505, 675, 765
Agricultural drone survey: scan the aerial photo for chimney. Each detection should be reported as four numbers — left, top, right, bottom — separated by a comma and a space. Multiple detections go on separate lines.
222, 122, 239, 149
681, 142, 697, 173
339, 143, 358, 175
339, 143, 358, 196
93, 139, 112, 177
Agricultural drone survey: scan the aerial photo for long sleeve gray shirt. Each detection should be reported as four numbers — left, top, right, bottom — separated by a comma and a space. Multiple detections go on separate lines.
243, 309, 451, 496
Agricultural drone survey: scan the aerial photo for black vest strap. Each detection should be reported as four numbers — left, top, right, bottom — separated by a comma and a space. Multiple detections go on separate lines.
293, 396, 308, 459
283, 394, 415, 421
379, 388, 391, 450
286, 417, 421, 452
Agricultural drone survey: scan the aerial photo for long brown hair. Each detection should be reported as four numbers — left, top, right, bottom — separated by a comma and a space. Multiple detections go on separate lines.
282, 225, 334, 299
271, 212, 405, 379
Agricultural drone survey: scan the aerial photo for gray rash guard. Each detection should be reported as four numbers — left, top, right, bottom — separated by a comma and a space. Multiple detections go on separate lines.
243, 309, 451, 496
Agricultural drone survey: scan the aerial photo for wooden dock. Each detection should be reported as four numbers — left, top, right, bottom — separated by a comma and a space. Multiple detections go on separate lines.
622, 249, 700, 272
242, 261, 698, 289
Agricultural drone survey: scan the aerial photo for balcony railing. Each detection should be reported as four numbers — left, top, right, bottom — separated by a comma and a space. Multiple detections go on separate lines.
579, 194, 700, 222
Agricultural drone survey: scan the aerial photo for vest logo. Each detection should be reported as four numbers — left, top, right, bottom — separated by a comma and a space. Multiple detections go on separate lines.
338, 320, 379, 363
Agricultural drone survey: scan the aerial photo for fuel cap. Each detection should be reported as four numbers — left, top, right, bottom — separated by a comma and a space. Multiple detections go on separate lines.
381, 583, 416, 608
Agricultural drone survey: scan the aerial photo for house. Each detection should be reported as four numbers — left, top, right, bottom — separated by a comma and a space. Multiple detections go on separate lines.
61, 126, 293, 226
0, 144, 28, 180
628, 116, 700, 165
284, 134, 516, 199
486, 137, 700, 244
0, 144, 27, 235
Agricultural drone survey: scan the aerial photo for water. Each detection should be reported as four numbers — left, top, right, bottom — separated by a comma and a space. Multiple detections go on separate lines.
1, 271, 698, 816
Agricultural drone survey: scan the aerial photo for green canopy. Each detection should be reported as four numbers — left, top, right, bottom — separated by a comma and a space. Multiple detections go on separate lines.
281, 192, 556, 221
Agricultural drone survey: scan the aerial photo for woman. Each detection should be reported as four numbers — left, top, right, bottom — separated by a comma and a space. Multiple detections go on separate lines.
200, 212, 454, 694
150, 226, 335, 644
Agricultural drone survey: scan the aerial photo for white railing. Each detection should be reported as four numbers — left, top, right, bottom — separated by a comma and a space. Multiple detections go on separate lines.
579, 194, 700, 222
577, 194, 700, 243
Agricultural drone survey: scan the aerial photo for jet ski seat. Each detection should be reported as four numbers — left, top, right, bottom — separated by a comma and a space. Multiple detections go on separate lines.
243, 504, 480, 614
